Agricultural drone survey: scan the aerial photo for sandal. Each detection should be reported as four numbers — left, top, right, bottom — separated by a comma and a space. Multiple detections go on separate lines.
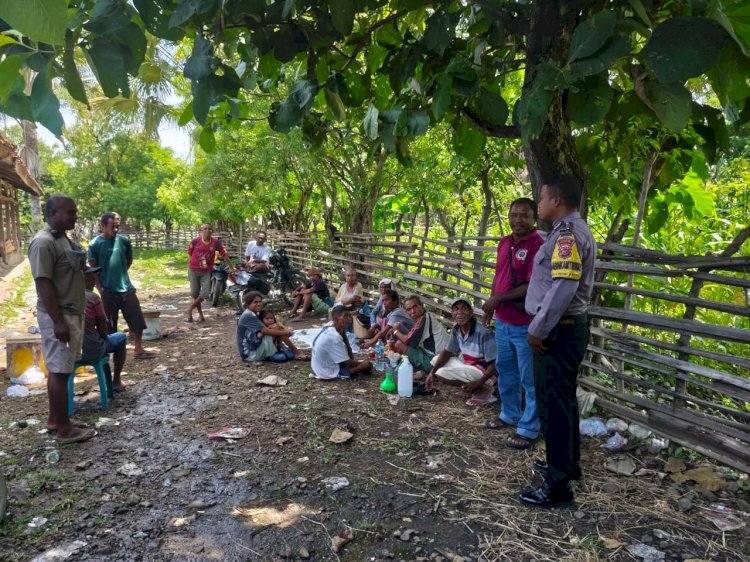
507, 434, 536, 450
134, 351, 156, 360
58, 428, 97, 445
484, 419, 511, 430
466, 393, 498, 407
47, 421, 89, 433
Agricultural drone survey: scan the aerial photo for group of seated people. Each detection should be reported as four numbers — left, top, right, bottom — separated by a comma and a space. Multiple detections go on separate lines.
234, 266, 499, 405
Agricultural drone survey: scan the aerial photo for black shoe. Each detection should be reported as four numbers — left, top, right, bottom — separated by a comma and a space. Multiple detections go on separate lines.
519, 481, 574, 508
532, 459, 582, 481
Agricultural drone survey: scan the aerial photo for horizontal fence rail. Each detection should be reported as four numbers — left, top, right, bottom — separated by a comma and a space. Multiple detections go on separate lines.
270, 229, 750, 474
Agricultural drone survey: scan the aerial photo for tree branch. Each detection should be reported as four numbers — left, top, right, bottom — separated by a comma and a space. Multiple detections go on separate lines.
460, 108, 520, 138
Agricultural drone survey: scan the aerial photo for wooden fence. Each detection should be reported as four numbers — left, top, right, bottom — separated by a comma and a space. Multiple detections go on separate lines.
271, 229, 750, 474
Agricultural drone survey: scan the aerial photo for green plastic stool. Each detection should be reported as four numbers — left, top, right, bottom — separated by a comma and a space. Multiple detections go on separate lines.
67, 355, 114, 415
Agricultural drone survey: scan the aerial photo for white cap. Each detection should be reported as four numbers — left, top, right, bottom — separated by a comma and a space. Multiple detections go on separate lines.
379, 278, 392, 286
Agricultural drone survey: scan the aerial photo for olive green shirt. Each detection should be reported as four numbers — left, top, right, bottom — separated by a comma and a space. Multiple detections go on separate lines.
28, 226, 86, 315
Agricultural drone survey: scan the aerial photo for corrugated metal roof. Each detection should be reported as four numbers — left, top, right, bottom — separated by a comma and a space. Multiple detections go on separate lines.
0, 133, 43, 196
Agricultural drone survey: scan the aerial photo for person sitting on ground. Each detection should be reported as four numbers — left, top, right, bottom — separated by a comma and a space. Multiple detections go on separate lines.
289, 267, 333, 322
258, 309, 305, 359
335, 266, 364, 309
311, 305, 373, 380
390, 295, 450, 377
362, 289, 413, 349
236, 291, 304, 362
425, 297, 498, 406
367, 278, 393, 335
82, 265, 128, 391
244, 230, 271, 273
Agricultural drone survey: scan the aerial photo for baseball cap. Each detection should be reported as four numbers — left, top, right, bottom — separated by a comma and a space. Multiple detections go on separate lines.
451, 296, 472, 308
83, 265, 102, 274
379, 278, 392, 286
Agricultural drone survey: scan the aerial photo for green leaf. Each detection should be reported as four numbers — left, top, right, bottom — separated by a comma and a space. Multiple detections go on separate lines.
330, 0, 356, 36
421, 12, 450, 55
198, 126, 216, 152
627, 0, 653, 27
31, 67, 64, 136
178, 101, 194, 126
83, 38, 131, 97
707, 42, 750, 106
567, 74, 613, 126
0, 35, 19, 48
702, 105, 729, 152
365, 44, 389, 73
712, 0, 750, 56
642, 17, 729, 83
184, 34, 217, 80
363, 103, 379, 139
62, 33, 89, 107
406, 111, 429, 136
644, 81, 692, 132
375, 23, 402, 48
431, 74, 452, 120
324, 88, 346, 120
452, 120, 486, 160
290, 80, 315, 109
513, 77, 552, 141
268, 99, 302, 133
132, 0, 185, 41
0, 0, 67, 45
84, 0, 132, 36
169, 0, 220, 28
568, 9, 617, 63
477, 90, 508, 126
0, 53, 30, 104
568, 35, 631, 78
396, 137, 412, 166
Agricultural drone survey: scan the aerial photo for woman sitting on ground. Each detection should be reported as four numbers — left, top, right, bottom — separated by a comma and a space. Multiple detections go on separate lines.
335, 266, 364, 308
236, 291, 305, 362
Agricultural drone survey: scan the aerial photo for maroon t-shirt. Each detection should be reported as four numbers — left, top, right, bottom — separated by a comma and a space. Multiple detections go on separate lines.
187, 236, 227, 273
493, 230, 544, 326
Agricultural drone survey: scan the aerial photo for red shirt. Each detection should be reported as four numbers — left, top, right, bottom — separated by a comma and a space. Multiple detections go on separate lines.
188, 236, 228, 273
492, 230, 544, 326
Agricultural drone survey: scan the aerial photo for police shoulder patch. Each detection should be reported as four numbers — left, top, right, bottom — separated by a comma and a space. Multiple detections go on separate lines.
551, 231, 582, 280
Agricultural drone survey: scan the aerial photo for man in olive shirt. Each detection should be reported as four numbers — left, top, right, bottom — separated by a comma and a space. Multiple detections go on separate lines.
28, 194, 95, 444
88, 212, 153, 359
520, 175, 596, 508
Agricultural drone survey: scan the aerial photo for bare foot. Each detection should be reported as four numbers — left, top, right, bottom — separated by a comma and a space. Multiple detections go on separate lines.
291, 315, 305, 323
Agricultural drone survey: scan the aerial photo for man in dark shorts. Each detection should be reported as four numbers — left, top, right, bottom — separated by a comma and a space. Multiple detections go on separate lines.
289, 267, 332, 322
28, 194, 96, 444
88, 212, 154, 359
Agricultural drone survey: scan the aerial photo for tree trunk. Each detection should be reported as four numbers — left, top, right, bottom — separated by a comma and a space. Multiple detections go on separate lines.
472, 167, 493, 298
20, 120, 43, 228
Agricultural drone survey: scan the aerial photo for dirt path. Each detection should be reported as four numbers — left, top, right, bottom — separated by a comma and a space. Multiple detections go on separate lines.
1, 284, 749, 562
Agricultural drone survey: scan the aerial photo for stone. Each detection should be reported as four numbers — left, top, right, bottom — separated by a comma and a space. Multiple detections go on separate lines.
400, 529, 416, 541
601, 481, 620, 494
677, 497, 693, 512
574, 511, 585, 520
299, 547, 310, 559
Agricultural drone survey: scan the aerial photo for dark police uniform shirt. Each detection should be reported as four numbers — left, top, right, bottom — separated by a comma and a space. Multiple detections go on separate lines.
525, 212, 596, 340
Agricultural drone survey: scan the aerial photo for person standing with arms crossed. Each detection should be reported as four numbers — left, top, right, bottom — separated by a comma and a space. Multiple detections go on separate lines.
88, 212, 154, 360
520, 175, 596, 508
28, 194, 96, 444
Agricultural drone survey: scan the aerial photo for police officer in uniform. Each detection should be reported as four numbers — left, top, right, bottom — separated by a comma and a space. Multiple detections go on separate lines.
520, 175, 596, 508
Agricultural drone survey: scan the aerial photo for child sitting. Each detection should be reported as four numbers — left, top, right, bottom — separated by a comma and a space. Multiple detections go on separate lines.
258, 309, 306, 360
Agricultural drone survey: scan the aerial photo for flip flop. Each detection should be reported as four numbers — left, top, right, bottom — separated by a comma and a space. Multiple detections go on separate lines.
134, 352, 156, 360
484, 419, 511, 430
58, 428, 97, 445
197, 317, 206, 322
47, 421, 89, 433
466, 393, 498, 407
184, 318, 193, 323
507, 434, 536, 450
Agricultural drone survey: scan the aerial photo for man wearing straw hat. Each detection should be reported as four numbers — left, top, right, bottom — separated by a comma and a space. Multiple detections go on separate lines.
520, 175, 596, 508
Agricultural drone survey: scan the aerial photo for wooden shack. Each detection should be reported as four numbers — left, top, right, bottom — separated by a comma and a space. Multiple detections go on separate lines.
0, 134, 42, 266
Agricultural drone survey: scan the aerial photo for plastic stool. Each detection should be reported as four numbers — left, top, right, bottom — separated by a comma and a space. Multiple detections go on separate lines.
67, 355, 114, 415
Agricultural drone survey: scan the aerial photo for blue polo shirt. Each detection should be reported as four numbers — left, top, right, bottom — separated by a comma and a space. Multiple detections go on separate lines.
446, 319, 497, 368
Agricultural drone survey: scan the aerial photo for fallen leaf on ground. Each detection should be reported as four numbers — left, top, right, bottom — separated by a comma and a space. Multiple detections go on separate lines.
670, 467, 727, 491
600, 537, 623, 548
606, 456, 636, 476
256, 375, 288, 386
665, 457, 686, 473
329, 428, 353, 443
275, 436, 292, 446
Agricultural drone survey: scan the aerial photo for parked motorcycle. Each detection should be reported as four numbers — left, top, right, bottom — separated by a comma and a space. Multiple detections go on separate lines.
209, 261, 231, 307
229, 247, 306, 311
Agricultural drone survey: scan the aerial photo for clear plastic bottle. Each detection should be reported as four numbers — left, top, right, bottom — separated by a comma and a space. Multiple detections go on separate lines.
397, 356, 413, 397
374, 340, 384, 371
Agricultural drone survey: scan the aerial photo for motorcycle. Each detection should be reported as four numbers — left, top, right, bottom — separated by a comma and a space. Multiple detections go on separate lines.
209, 261, 231, 307
229, 247, 306, 312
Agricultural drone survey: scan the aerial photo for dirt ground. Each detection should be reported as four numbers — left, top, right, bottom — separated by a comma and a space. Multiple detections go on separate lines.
1, 275, 749, 562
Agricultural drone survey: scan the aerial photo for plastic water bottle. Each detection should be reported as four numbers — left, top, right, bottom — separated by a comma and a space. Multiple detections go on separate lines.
374, 340, 385, 371
397, 356, 413, 397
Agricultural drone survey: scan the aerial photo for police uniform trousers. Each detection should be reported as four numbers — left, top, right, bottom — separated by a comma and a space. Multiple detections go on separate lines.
533, 314, 588, 486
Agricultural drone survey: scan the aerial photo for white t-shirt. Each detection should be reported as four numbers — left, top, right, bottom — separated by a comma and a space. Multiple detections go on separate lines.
311, 327, 350, 380
245, 241, 271, 262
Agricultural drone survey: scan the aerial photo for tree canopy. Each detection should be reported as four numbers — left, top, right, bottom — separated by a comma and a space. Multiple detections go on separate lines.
1, 1, 749, 200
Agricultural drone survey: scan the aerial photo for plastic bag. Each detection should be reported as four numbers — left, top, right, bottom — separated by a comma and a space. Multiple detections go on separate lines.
6, 385, 30, 397
601, 432, 628, 451
11, 366, 46, 385
628, 423, 653, 439
606, 418, 628, 433
579, 416, 609, 437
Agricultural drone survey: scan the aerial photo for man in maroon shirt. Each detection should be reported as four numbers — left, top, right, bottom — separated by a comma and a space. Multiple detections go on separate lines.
479, 198, 544, 449
186, 224, 235, 322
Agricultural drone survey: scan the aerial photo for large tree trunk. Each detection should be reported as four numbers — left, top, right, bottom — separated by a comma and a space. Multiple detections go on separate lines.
20, 120, 43, 228
522, 1, 588, 216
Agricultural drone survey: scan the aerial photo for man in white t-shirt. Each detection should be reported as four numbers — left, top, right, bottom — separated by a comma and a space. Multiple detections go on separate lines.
311, 305, 372, 380
244, 230, 271, 272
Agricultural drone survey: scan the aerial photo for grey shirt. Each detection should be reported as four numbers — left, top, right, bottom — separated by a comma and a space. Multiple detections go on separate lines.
526, 212, 596, 339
